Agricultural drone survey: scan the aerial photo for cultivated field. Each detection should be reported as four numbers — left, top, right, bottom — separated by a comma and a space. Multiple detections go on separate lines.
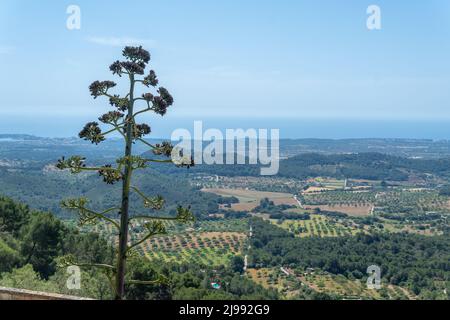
247, 268, 417, 300
196, 219, 250, 233
202, 188, 298, 211
297, 272, 416, 300
303, 178, 345, 193
246, 268, 299, 298
304, 204, 373, 217
302, 190, 374, 216
138, 231, 247, 266
375, 190, 450, 213
74, 218, 250, 267
271, 214, 361, 238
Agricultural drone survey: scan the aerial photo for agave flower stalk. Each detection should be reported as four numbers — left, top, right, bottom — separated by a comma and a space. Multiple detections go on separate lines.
56, 46, 194, 300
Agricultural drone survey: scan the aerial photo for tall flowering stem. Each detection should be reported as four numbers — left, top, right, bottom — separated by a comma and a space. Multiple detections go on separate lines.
56, 46, 194, 300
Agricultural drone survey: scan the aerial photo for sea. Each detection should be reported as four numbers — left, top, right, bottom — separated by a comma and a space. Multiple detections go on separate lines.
1, 115, 450, 140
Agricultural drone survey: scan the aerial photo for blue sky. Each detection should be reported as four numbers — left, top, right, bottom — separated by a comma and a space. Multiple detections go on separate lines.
1, 1, 450, 137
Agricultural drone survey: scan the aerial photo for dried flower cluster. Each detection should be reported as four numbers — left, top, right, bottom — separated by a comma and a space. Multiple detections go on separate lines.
143, 70, 158, 87
99, 111, 124, 124
109, 95, 129, 111
89, 80, 116, 98
152, 141, 174, 157
79, 122, 105, 144
98, 165, 122, 184
56, 156, 86, 173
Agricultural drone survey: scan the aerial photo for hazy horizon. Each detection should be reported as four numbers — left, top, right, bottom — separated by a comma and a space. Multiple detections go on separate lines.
3, 116, 450, 140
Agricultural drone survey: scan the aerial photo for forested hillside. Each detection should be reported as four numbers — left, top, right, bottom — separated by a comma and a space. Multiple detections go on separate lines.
249, 218, 450, 299
4, 151, 450, 220
279, 153, 450, 180
0, 196, 115, 298
0, 167, 220, 219
0, 196, 277, 300
151, 152, 450, 181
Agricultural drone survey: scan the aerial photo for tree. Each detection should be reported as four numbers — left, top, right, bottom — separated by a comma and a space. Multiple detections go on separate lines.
49, 268, 113, 300
230, 255, 245, 274
0, 196, 30, 236
20, 212, 65, 278
0, 238, 21, 273
0, 264, 59, 293
56, 46, 194, 300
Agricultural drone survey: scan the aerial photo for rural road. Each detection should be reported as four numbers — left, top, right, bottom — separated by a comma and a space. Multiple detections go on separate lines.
294, 195, 304, 209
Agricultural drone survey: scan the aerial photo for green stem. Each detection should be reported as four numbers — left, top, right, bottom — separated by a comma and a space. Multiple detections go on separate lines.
74, 205, 120, 229
115, 73, 135, 300
127, 279, 162, 285
130, 186, 152, 204
70, 262, 115, 271
133, 107, 152, 118
102, 125, 125, 137
129, 215, 181, 221
136, 138, 157, 149
78, 166, 118, 172
126, 231, 159, 254
144, 159, 173, 163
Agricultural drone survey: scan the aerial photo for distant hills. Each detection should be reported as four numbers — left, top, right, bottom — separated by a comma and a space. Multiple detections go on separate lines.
0, 134, 43, 141
3, 136, 450, 217
278, 152, 450, 181
151, 151, 450, 182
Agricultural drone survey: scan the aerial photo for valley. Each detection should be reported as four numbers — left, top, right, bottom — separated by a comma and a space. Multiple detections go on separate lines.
0, 136, 449, 300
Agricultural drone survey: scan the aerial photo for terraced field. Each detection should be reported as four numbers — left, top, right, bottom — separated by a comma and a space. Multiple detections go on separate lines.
71, 218, 250, 267
246, 268, 299, 298
375, 190, 450, 213
303, 190, 375, 206
301, 191, 374, 216
196, 218, 250, 233
247, 268, 416, 300
138, 231, 247, 266
298, 272, 416, 300
271, 214, 361, 238
301, 188, 450, 217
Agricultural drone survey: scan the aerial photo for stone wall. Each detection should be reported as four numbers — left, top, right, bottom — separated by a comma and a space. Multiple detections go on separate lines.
0, 286, 92, 300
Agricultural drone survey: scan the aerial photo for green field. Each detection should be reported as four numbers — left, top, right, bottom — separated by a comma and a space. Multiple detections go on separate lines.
271, 214, 361, 238
247, 268, 417, 300
303, 190, 375, 206
375, 190, 449, 213
137, 231, 247, 266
